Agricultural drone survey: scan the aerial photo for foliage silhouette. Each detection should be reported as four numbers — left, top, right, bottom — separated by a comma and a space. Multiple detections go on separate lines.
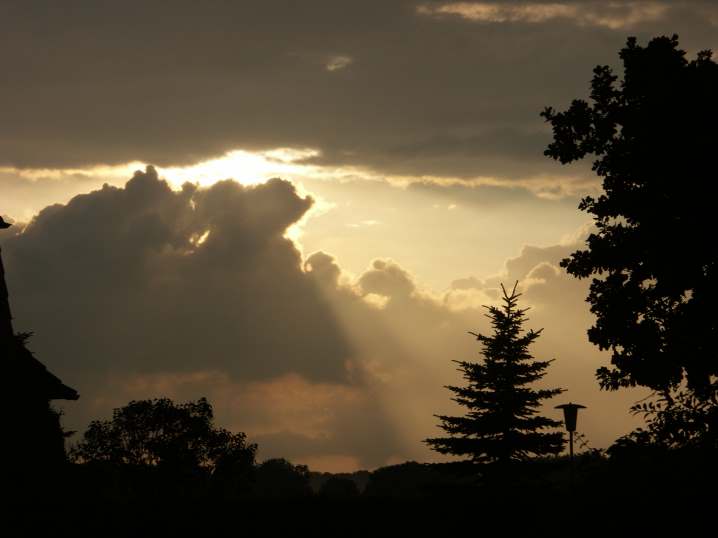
71, 397, 256, 477
542, 35, 718, 446
425, 283, 565, 464
542, 35, 717, 413
251, 458, 313, 499
621, 389, 718, 449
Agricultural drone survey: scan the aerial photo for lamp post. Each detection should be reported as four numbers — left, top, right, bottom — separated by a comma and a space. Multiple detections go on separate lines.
555, 402, 586, 462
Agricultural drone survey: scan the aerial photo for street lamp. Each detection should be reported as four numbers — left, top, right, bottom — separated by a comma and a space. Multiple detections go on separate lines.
555, 402, 586, 461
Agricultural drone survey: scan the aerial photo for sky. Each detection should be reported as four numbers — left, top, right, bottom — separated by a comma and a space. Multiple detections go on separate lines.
1, 0, 716, 472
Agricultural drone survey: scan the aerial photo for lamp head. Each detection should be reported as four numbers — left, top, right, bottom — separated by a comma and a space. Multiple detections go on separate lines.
555, 402, 586, 432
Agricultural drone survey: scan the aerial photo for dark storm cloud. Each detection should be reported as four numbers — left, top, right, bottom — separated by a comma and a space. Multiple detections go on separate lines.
3, 167, 352, 384
3, 1, 715, 179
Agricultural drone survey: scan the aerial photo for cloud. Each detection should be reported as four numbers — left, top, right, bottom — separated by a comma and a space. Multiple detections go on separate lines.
4, 167, 351, 384
357, 259, 417, 300
325, 55, 353, 72
2, 1, 715, 183
418, 2, 670, 29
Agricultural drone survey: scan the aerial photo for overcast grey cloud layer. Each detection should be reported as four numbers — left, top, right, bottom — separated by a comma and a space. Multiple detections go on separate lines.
3, 1, 717, 180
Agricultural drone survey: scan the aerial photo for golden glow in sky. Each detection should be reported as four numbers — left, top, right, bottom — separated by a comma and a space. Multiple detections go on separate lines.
159, 148, 320, 187
1, 145, 593, 292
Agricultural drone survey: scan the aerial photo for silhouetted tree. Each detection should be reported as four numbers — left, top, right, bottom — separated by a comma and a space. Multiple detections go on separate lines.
542, 35, 718, 442
251, 458, 313, 498
425, 283, 564, 464
210, 433, 258, 499
625, 389, 718, 449
71, 397, 256, 476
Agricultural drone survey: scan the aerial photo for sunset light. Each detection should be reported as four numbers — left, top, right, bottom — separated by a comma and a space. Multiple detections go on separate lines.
2, 2, 715, 522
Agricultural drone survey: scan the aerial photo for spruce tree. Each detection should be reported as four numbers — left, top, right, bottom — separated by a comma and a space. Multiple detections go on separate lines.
425, 282, 565, 464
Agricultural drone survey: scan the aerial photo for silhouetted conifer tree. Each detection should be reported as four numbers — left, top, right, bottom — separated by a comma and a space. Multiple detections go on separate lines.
425, 283, 565, 464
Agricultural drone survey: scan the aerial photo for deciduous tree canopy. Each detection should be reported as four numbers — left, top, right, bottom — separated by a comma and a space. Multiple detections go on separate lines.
542, 35, 718, 400
70, 397, 256, 473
